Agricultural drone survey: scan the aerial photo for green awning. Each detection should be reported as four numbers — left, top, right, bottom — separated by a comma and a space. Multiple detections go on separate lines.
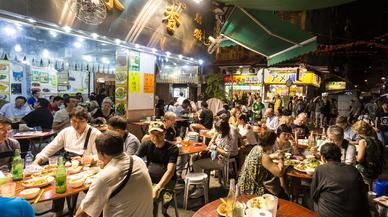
220, 8, 317, 65
217, 0, 355, 11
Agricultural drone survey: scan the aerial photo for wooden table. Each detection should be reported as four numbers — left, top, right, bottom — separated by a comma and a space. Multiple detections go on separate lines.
173, 140, 207, 156
193, 194, 317, 217
14, 176, 90, 216
13, 131, 57, 155
287, 168, 313, 202
200, 131, 214, 144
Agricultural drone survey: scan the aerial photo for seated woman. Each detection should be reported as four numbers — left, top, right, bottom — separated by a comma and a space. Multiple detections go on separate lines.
191, 119, 239, 198
136, 121, 179, 217
237, 113, 257, 168
92, 97, 114, 120
237, 129, 287, 198
311, 143, 370, 217
273, 124, 299, 155
352, 120, 384, 188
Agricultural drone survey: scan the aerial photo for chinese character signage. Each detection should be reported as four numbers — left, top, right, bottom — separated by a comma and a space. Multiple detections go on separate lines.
143, 73, 154, 93
224, 75, 261, 84
326, 81, 346, 91
265, 71, 320, 87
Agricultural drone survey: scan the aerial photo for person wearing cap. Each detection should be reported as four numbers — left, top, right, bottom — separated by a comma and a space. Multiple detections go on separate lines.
335, 116, 359, 145
136, 121, 179, 217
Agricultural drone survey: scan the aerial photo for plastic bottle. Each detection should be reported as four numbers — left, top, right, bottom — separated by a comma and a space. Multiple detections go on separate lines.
24, 151, 34, 169
11, 149, 23, 181
55, 156, 67, 194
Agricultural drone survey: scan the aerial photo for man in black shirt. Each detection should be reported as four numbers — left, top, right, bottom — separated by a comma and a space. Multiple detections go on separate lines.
22, 98, 53, 130
189, 101, 214, 132
136, 121, 179, 216
164, 112, 180, 142
311, 143, 370, 217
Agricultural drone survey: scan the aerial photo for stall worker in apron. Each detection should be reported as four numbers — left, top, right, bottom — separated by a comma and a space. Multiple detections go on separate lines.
33, 106, 101, 216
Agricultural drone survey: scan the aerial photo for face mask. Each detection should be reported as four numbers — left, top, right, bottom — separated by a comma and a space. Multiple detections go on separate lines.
59, 104, 65, 109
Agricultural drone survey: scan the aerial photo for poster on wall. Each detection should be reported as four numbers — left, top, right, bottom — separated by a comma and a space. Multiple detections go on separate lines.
128, 71, 140, 93
0, 60, 11, 102
68, 70, 89, 94
143, 73, 154, 93
127, 52, 156, 110
31, 66, 58, 94
115, 49, 129, 116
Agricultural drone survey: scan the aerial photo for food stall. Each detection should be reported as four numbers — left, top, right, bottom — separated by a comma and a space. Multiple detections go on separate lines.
224, 74, 263, 99
264, 67, 321, 100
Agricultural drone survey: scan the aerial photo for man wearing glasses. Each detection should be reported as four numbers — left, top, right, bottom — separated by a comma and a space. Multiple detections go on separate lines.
0, 117, 20, 170
33, 106, 101, 216
52, 96, 78, 132
34, 106, 101, 165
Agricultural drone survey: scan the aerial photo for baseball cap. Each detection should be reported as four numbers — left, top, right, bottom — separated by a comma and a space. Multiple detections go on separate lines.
148, 121, 166, 133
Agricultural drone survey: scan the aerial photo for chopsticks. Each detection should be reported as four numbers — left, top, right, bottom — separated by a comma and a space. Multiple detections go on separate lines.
34, 188, 45, 204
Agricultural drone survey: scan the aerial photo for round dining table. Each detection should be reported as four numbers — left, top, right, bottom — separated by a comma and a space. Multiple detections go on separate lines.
174, 140, 207, 156
192, 194, 317, 217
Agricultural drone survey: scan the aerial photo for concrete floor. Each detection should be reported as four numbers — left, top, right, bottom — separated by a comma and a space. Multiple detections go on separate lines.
33, 173, 229, 217
33, 148, 388, 217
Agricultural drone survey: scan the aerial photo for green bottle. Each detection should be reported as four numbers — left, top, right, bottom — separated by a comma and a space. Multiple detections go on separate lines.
11, 149, 23, 181
55, 156, 67, 194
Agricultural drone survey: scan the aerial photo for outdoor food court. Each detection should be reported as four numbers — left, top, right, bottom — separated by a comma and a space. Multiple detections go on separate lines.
0, 1, 387, 217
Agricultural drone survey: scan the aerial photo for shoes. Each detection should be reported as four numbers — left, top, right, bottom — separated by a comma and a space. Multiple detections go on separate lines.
190, 188, 204, 199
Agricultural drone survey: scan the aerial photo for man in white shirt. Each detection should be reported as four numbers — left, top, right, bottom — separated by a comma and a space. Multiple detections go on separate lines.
176, 92, 186, 106
75, 131, 153, 217
264, 108, 279, 131
52, 96, 78, 132
0, 96, 31, 122
34, 106, 101, 164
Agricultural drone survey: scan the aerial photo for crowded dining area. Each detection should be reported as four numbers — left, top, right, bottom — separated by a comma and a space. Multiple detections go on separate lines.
0, 0, 387, 217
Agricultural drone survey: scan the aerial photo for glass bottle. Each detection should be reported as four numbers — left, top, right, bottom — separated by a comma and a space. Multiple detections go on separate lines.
233, 185, 244, 217
225, 179, 235, 217
11, 149, 23, 181
55, 156, 67, 194
307, 132, 316, 149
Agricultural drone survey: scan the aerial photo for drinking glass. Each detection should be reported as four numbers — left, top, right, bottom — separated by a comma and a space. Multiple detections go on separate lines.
1, 182, 16, 197
49, 156, 58, 166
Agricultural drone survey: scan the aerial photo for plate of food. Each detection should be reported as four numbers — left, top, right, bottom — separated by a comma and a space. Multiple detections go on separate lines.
19, 188, 41, 200
22, 176, 54, 188
247, 194, 277, 210
115, 87, 126, 100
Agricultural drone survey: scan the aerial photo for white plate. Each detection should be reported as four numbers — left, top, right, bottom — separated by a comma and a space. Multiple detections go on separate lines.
22, 176, 54, 188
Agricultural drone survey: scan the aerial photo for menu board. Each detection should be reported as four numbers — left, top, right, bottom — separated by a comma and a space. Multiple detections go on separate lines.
31, 66, 58, 94
0, 60, 10, 101
115, 48, 129, 116
128, 71, 140, 93
67, 70, 89, 94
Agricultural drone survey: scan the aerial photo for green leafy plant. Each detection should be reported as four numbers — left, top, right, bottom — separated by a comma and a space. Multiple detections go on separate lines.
205, 72, 225, 100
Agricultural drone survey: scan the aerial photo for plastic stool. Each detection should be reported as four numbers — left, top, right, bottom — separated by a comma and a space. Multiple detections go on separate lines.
183, 173, 209, 210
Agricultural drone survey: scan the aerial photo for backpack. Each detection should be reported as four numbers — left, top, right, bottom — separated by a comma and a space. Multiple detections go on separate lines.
362, 137, 384, 179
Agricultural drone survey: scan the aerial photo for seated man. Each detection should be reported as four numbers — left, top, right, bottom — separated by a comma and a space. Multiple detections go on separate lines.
164, 112, 180, 142
311, 143, 370, 217
291, 112, 310, 139
335, 116, 359, 145
190, 101, 214, 132
136, 122, 179, 217
48, 96, 64, 114
0, 117, 20, 170
52, 96, 78, 132
107, 116, 140, 155
0, 197, 34, 217
318, 125, 356, 165
75, 131, 153, 217
22, 98, 53, 130
34, 106, 101, 215
0, 96, 31, 122
264, 108, 279, 131
34, 106, 101, 164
